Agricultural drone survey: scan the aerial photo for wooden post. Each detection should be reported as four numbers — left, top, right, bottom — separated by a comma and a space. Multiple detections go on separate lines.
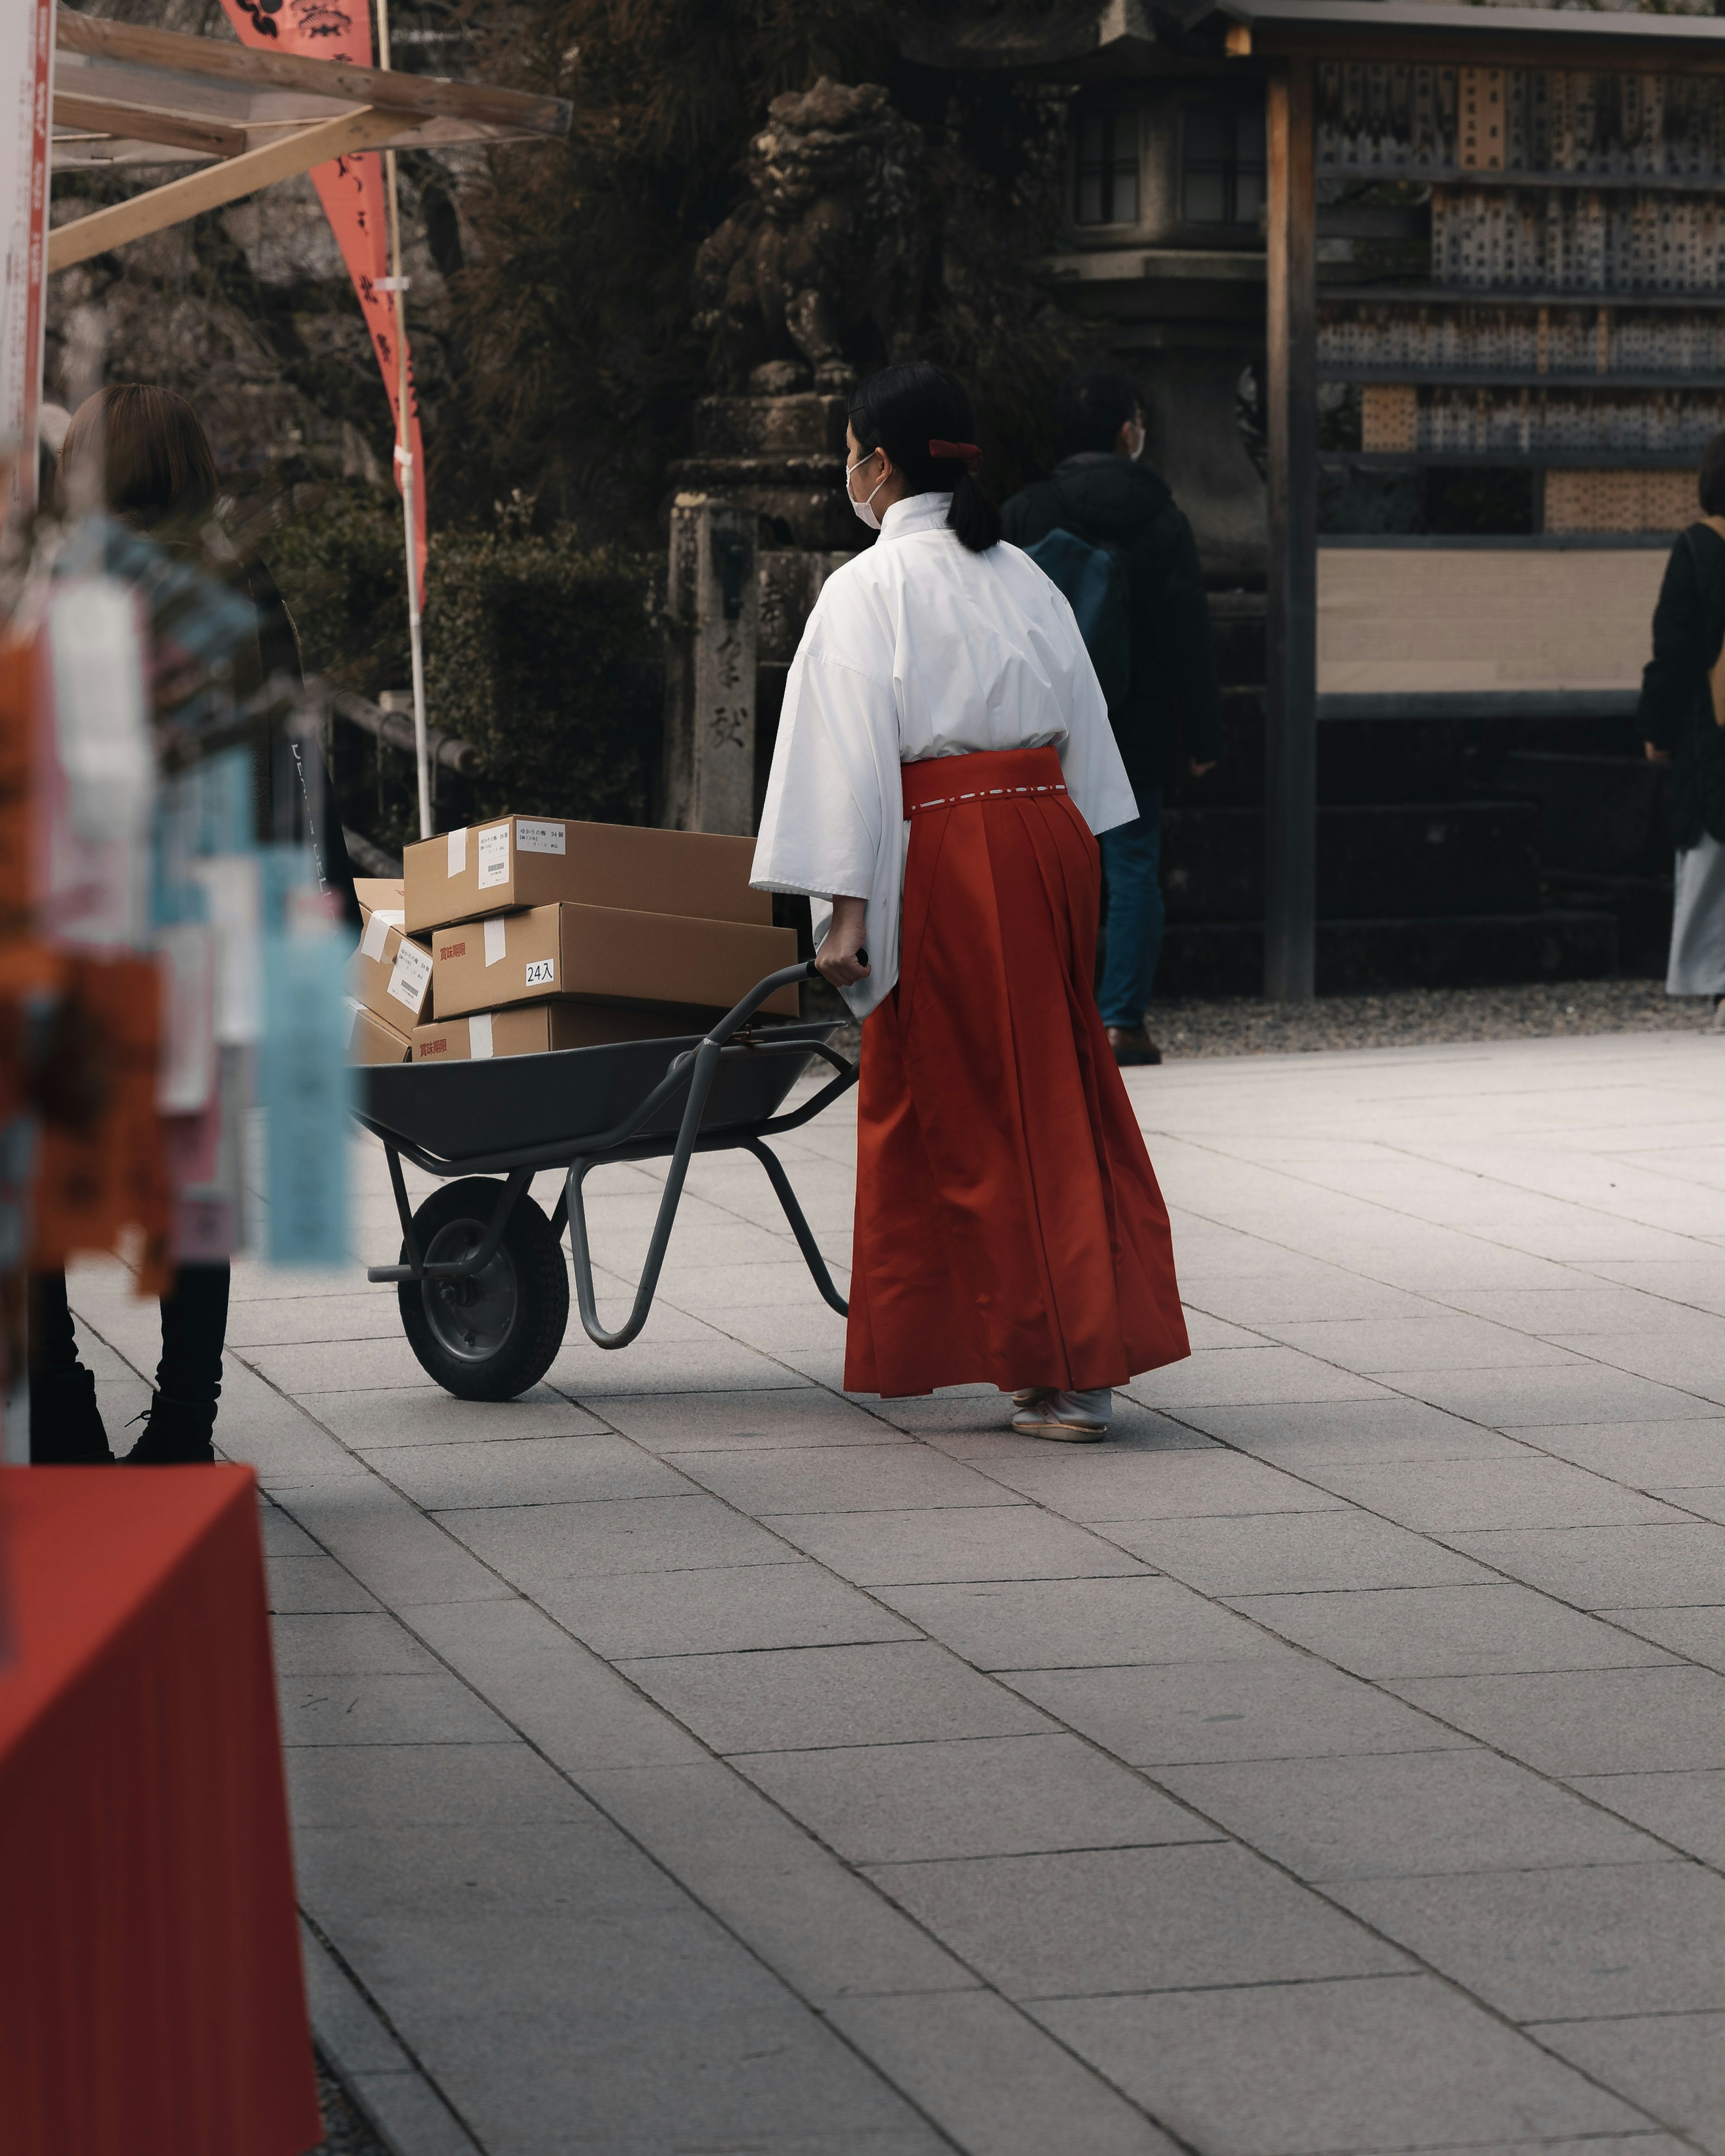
661, 495, 758, 836
1264, 57, 1318, 1002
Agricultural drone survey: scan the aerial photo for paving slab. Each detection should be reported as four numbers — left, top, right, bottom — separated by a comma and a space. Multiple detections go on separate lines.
826, 1991, 1185, 2156
1568, 1769, 1725, 1865
363, 1432, 694, 1511
1435, 1521, 1725, 1607
678, 1440, 1024, 1515
1332, 1861, 1725, 2019
876, 1574, 1284, 1670
861, 1841, 1410, 1999
1101, 1507, 1498, 1594
1169, 1396, 1527, 1464
764, 1504, 1150, 1585
957, 1446, 1341, 1523
434, 1491, 797, 1584
588, 1386, 902, 1451
1002, 1654, 1471, 1765
522, 1559, 919, 1660
1387, 1663, 1725, 1775
1032, 1977, 1647, 2156
614, 1640, 1056, 1754
731, 1733, 1217, 1863
1155, 1747, 1667, 1881
577, 1759, 978, 2004
1227, 1582, 1676, 1679
1600, 1604, 1725, 1672
1296, 1454, 1688, 1530
1534, 2013, 1725, 2156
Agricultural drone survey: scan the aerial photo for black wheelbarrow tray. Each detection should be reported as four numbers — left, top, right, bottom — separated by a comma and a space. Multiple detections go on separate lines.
355, 961, 857, 1400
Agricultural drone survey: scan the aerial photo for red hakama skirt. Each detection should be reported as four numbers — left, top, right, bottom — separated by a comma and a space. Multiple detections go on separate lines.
844, 745, 1191, 1398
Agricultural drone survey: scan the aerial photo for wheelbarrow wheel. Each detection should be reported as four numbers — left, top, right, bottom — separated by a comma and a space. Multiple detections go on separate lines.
398, 1177, 570, 1401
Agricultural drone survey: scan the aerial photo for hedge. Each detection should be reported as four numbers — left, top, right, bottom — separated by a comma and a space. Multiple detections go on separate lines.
265, 484, 661, 853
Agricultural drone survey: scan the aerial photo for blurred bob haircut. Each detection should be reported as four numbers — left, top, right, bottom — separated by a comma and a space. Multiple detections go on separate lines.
1700, 431, 1725, 518
56, 384, 219, 527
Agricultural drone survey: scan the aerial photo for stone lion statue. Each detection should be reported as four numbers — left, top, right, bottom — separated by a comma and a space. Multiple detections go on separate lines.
693, 79, 925, 396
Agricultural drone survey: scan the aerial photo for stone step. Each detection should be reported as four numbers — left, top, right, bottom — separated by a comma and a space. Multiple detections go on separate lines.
1547, 868, 1673, 979
1161, 799, 1543, 923
1157, 909, 1619, 998
1497, 750, 1670, 875
1166, 701, 1476, 808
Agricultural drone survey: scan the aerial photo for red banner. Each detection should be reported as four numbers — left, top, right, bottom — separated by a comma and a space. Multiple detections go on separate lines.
216, 0, 427, 597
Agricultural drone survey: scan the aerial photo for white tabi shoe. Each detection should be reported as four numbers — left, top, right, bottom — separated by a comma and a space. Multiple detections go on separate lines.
1011, 1387, 1113, 1442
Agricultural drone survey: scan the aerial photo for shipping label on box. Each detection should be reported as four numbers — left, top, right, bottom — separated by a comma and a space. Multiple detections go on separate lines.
403, 816, 774, 936
431, 901, 798, 1022
350, 913, 433, 1028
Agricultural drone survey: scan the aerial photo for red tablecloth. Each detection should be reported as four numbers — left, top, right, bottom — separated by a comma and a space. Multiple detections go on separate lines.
0, 1465, 322, 2156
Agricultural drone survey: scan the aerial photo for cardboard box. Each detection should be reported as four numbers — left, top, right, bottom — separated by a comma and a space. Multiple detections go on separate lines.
411, 1001, 707, 1063
404, 817, 772, 936
354, 877, 404, 923
430, 902, 798, 1022
345, 997, 411, 1065
351, 908, 433, 1027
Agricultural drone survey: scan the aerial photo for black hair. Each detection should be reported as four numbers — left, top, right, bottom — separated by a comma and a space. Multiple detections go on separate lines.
1701, 431, 1725, 517
1055, 369, 1143, 459
846, 361, 1002, 553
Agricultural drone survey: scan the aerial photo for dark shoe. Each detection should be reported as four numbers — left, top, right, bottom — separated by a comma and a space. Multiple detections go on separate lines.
122, 1395, 217, 1465
1106, 1025, 1163, 1067
29, 1368, 113, 1463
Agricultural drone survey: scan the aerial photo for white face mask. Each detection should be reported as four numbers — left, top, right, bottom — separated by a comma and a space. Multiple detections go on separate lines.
846, 451, 888, 531
1127, 420, 1147, 463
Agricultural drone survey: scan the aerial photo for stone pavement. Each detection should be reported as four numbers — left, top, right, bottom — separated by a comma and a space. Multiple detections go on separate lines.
63, 1028, 1725, 2156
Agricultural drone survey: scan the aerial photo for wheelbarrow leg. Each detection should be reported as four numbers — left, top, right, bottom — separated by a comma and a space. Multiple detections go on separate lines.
385, 1144, 423, 1274
563, 1032, 727, 1349
740, 1136, 848, 1318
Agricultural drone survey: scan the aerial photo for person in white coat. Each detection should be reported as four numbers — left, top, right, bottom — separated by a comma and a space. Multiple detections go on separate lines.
751, 362, 1190, 1439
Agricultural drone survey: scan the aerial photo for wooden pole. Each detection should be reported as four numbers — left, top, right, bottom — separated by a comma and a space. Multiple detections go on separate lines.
1263, 56, 1318, 1003
374, 0, 432, 842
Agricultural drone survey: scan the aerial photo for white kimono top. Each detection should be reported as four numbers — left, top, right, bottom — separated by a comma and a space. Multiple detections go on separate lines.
750, 490, 1138, 1021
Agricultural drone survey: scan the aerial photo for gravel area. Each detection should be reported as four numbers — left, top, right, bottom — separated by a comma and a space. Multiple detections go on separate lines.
309, 2052, 389, 2156
1150, 979, 1722, 1058
811, 981, 1721, 1064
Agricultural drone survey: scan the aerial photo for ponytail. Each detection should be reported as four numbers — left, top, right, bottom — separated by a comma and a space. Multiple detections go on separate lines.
847, 362, 1002, 553
946, 470, 1002, 553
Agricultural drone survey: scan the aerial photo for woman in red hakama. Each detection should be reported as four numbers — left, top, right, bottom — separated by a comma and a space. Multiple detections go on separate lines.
751, 365, 1190, 1438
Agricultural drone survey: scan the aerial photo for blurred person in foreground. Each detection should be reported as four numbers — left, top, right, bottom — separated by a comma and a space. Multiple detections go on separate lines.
29, 382, 355, 1464
1640, 428, 1725, 1022
751, 361, 1190, 1442
1002, 371, 1222, 1066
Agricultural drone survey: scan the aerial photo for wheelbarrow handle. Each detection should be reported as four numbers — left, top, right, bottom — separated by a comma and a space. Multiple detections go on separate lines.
799, 949, 867, 981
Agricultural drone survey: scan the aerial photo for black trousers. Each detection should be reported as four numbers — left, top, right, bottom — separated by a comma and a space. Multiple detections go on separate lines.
29, 1263, 231, 1414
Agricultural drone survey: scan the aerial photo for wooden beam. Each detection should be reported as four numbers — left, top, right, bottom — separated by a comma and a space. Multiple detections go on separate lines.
48, 106, 393, 271
1254, 24, 1725, 78
53, 90, 244, 160
56, 8, 569, 137
1263, 56, 1318, 1003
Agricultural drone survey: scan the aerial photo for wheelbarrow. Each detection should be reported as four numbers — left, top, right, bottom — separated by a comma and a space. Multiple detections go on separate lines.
356, 961, 857, 1400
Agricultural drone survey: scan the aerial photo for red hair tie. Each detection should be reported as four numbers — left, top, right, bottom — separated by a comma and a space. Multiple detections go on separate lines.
929, 439, 982, 474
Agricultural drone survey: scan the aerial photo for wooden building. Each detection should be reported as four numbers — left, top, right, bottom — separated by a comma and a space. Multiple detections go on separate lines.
935, 0, 1725, 998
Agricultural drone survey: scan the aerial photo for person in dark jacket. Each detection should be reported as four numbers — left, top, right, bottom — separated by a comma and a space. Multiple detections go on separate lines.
30, 383, 355, 1466
1639, 429, 1725, 1015
1002, 371, 1222, 1066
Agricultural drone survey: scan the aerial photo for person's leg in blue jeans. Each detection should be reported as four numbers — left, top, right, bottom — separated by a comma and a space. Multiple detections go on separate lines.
1097, 789, 1165, 1061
